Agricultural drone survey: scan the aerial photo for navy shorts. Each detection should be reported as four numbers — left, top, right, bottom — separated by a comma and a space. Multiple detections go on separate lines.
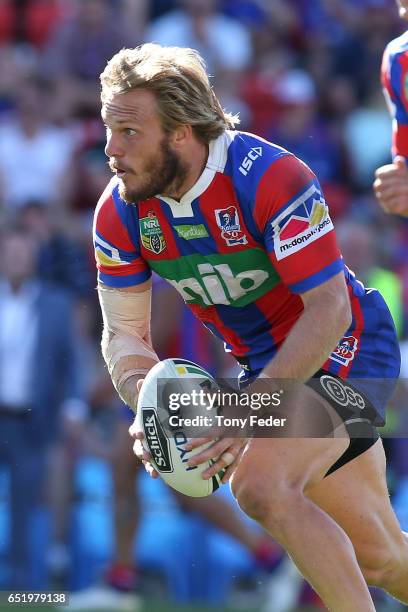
237, 288, 401, 476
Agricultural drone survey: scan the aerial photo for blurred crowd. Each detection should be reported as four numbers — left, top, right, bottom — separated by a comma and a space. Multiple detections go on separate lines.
1, 0, 408, 609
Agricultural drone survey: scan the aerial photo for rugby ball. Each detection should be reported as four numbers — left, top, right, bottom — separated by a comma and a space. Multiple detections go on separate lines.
136, 358, 224, 497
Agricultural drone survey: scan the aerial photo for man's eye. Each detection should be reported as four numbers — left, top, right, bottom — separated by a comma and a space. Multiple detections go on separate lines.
124, 128, 137, 136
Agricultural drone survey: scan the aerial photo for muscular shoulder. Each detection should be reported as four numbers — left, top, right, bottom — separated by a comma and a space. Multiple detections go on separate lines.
223, 131, 315, 229
94, 176, 123, 226
224, 130, 290, 180
93, 177, 139, 252
222, 130, 292, 213
382, 32, 408, 89
93, 179, 150, 288
381, 34, 408, 125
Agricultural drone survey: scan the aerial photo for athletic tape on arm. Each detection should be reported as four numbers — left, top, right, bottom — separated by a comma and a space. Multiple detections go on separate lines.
98, 284, 158, 408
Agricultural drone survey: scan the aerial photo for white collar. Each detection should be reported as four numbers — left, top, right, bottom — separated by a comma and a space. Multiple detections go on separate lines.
158, 131, 235, 218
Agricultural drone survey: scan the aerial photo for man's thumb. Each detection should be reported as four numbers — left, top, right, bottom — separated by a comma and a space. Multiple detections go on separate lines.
394, 155, 407, 169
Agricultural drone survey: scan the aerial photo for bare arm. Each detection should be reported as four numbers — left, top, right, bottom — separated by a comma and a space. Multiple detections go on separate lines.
260, 272, 352, 382
185, 273, 352, 482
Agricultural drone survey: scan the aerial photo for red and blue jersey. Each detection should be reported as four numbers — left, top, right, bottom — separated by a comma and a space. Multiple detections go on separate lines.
94, 131, 400, 416
381, 31, 408, 158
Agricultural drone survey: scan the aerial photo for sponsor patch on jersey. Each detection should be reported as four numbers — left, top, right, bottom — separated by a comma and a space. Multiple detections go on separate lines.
140, 211, 166, 254
238, 146, 263, 176
166, 262, 269, 306
329, 336, 358, 367
174, 224, 209, 240
214, 205, 248, 247
271, 183, 333, 260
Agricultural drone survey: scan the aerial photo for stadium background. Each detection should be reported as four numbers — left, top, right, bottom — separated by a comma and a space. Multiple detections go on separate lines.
1, 0, 408, 610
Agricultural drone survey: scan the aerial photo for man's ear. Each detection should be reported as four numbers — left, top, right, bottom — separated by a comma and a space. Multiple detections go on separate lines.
170, 124, 193, 149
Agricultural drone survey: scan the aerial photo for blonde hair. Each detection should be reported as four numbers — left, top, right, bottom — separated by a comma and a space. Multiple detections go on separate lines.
100, 43, 239, 143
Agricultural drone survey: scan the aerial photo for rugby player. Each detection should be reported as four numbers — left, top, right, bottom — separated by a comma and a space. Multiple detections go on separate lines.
374, 0, 408, 214
94, 43, 407, 610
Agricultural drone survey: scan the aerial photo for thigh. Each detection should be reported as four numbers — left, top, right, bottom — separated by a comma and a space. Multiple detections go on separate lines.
233, 436, 350, 494
232, 386, 352, 491
305, 438, 404, 565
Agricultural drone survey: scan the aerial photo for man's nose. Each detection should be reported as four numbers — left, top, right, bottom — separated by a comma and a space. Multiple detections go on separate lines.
105, 133, 123, 158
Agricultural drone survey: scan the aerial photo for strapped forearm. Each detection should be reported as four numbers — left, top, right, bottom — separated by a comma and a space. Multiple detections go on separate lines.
98, 283, 159, 411
102, 328, 158, 410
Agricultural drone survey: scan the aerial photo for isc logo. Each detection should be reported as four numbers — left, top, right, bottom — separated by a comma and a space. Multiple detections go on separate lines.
238, 147, 263, 176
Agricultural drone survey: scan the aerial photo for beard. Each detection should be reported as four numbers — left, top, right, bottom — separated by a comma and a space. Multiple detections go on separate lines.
118, 136, 189, 204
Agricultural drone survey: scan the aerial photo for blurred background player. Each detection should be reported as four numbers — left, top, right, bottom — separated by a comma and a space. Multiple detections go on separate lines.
0, 226, 87, 590
374, 0, 408, 215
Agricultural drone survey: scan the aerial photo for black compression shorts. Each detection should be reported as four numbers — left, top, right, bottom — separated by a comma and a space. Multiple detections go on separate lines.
305, 370, 379, 477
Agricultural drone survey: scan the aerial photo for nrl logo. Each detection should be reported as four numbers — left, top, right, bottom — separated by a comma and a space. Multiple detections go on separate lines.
140, 211, 166, 254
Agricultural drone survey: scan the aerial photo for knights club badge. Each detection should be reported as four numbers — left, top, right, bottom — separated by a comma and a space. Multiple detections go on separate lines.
214, 205, 248, 247
329, 336, 358, 366
139, 211, 166, 254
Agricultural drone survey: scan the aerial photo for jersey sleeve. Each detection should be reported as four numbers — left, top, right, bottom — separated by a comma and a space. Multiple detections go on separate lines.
93, 181, 151, 288
253, 154, 343, 294
381, 44, 408, 158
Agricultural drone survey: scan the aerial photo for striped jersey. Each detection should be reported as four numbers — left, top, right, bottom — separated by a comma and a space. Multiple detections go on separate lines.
381, 30, 408, 157
93, 130, 399, 384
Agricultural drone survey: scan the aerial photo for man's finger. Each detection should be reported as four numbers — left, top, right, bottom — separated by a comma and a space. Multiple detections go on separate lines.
374, 177, 408, 196
375, 163, 398, 178
375, 161, 408, 178
378, 195, 408, 215
133, 438, 151, 461
184, 437, 212, 451
388, 200, 408, 216
394, 155, 407, 170
129, 421, 143, 438
373, 177, 408, 213
188, 438, 234, 468
222, 446, 245, 484
142, 460, 159, 478
201, 443, 243, 480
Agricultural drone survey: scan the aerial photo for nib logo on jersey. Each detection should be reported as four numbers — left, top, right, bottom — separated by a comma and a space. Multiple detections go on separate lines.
167, 262, 269, 306
215, 206, 248, 247
272, 183, 333, 260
